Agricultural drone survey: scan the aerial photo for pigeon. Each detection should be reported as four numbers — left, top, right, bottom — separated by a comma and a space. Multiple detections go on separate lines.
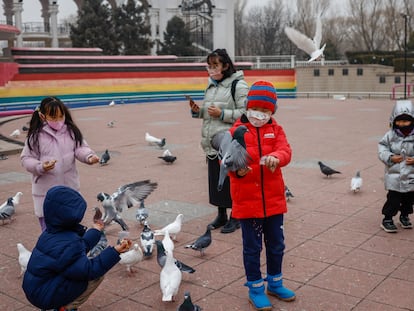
184, 226, 211, 256
97, 180, 158, 231
0, 192, 22, 224
10, 129, 21, 138
154, 214, 183, 240
17, 243, 31, 278
177, 291, 202, 311
155, 240, 196, 274
160, 249, 182, 302
351, 171, 363, 193
119, 243, 143, 275
107, 120, 116, 128
22, 125, 29, 132
0, 154, 8, 160
158, 154, 177, 164
136, 200, 149, 225
99, 149, 110, 165
109, 100, 115, 106
162, 230, 175, 253
140, 221, 155, 258
318, 161, 341, 177
285, 185, 294, 201
211, 125, 251, 191
284, 14, 326, 62
145, 132, 166, 148
88, 230, 108, 259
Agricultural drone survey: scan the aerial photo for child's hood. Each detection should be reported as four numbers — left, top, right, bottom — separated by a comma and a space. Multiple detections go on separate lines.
390, 100, 414, 125
43, 185, 86, 232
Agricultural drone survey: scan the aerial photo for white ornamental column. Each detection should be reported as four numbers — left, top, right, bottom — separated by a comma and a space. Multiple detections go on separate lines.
48, 1, 59, 47
12, 0, 23, 47
149, 7, 159, 55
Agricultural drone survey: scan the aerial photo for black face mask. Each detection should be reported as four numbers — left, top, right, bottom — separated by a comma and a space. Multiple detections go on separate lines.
395, 123, 414, 136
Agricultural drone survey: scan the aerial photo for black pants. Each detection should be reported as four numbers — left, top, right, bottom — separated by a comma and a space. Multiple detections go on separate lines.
207, 157, 232, 208
382, 190, 414, 219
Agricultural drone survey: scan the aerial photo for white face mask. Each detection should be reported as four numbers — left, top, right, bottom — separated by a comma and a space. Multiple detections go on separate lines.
246, 109, 271, 127
207, 68, 223, 81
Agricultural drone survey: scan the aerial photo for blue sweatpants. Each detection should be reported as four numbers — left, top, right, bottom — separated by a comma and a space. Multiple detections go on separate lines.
240, 214, 285, 281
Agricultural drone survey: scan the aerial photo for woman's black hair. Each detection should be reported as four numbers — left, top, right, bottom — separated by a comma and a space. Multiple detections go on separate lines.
27, 96, 84, 151
206, 48, 237, 79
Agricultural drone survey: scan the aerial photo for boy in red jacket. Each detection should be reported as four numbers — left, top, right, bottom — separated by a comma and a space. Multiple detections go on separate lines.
229, 81, 295, 310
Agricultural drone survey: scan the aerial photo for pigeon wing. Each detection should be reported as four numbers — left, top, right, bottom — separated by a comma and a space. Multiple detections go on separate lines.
284, 26, 316, 56
211, 130, 230, 154
225, 139, 251, 171
112, 180, 158, 212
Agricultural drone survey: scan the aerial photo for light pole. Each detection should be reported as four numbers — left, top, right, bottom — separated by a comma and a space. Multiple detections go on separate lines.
401, 13, 409, 99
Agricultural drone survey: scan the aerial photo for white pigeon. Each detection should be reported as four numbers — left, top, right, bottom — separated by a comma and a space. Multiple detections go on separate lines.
10, 129, 21, 138
140, 221, 155, 258
107, 120, 116, 128
162, 230, 174, 253
97, 180, 158, 231
284, 14, 326, 62
108, 100, 115, 106
160, 249, 182, 302
351, 171, 363, 193
162, 149, 172, 157
119, 243, 143, 275
0, 192, 23, 224
145, 132, 166, 148
17, 243, 31, 278
154, 214, 183, 240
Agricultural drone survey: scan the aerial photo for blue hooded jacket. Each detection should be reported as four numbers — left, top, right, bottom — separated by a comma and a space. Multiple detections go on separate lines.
22, 186, 121, 309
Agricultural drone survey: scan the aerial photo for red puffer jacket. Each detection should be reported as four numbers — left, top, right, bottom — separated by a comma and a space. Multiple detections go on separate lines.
229, 116, 292, 219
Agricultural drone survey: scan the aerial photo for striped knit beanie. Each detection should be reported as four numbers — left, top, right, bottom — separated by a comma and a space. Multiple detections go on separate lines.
246, 81, 278, 113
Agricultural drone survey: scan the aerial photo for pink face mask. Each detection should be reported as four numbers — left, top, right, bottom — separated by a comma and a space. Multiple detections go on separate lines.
46, 117, 65, 131
207, 68, 223, 81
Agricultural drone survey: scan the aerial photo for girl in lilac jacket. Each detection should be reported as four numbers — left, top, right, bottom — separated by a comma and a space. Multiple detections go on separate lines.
21, 97, 99, 231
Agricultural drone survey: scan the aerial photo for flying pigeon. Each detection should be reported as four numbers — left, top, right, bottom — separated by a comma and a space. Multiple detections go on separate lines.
0, 192, 23, 224
177, 291, 202, 311
154, 214, 183, 240
119, 243, 143, 275
318, 161, 341, 178
285, 185, 294, 201
136, 200, 149, 225
140, 221, 155, 258
10, 129, 21, 138
350, 171, 363, 193
184, 226, 211, 256
99, 149, 110, 165
107, 120, 116, 128
211, 125, 251, 191
160, 249, 182, 302
155, 241, 195, 274
284, 14, 326, 62
162, 230, 175, 253
145, 132, 166, 148
87, 230, 108, 259
17, 243, 31, 278
97, 180, 158, 231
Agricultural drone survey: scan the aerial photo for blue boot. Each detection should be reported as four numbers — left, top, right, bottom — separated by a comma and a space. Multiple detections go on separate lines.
244, 279, 272, 310
266, 273, 296, 301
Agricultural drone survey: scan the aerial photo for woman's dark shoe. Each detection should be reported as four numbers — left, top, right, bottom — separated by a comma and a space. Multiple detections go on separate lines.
221, 217, 240, 233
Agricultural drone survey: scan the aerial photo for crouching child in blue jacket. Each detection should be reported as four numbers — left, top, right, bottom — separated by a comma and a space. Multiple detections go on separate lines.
22, 185, 131, 311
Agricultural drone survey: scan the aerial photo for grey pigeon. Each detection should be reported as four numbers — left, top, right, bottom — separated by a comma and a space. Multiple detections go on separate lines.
88, 230, 108, 259
145, 132, 166, 148
97, 180, 158, 231
211, 125, 251, 191
0, 192, 22, 224
185, 226, 211, 256
107, 120, 115, 128
158, 155, 177, 164
285, 185, 294, 201
177, 291, 202, 311
17, 243, 31, 278
350, 171, 363, 193
136, 200, 149, 225
160, 249, 182, 302
99, 149, 110, 165
140, 221, 155, 258
318, 161, 341, 177
155, 240, 196, 274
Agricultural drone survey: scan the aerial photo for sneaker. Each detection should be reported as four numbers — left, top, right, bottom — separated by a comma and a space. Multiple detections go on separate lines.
381, 219, 398, 233
220, 218, 240, 234
400, 215, 413, 229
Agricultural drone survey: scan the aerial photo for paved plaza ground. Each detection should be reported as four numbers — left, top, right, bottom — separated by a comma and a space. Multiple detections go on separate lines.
1, 97, 414, 311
